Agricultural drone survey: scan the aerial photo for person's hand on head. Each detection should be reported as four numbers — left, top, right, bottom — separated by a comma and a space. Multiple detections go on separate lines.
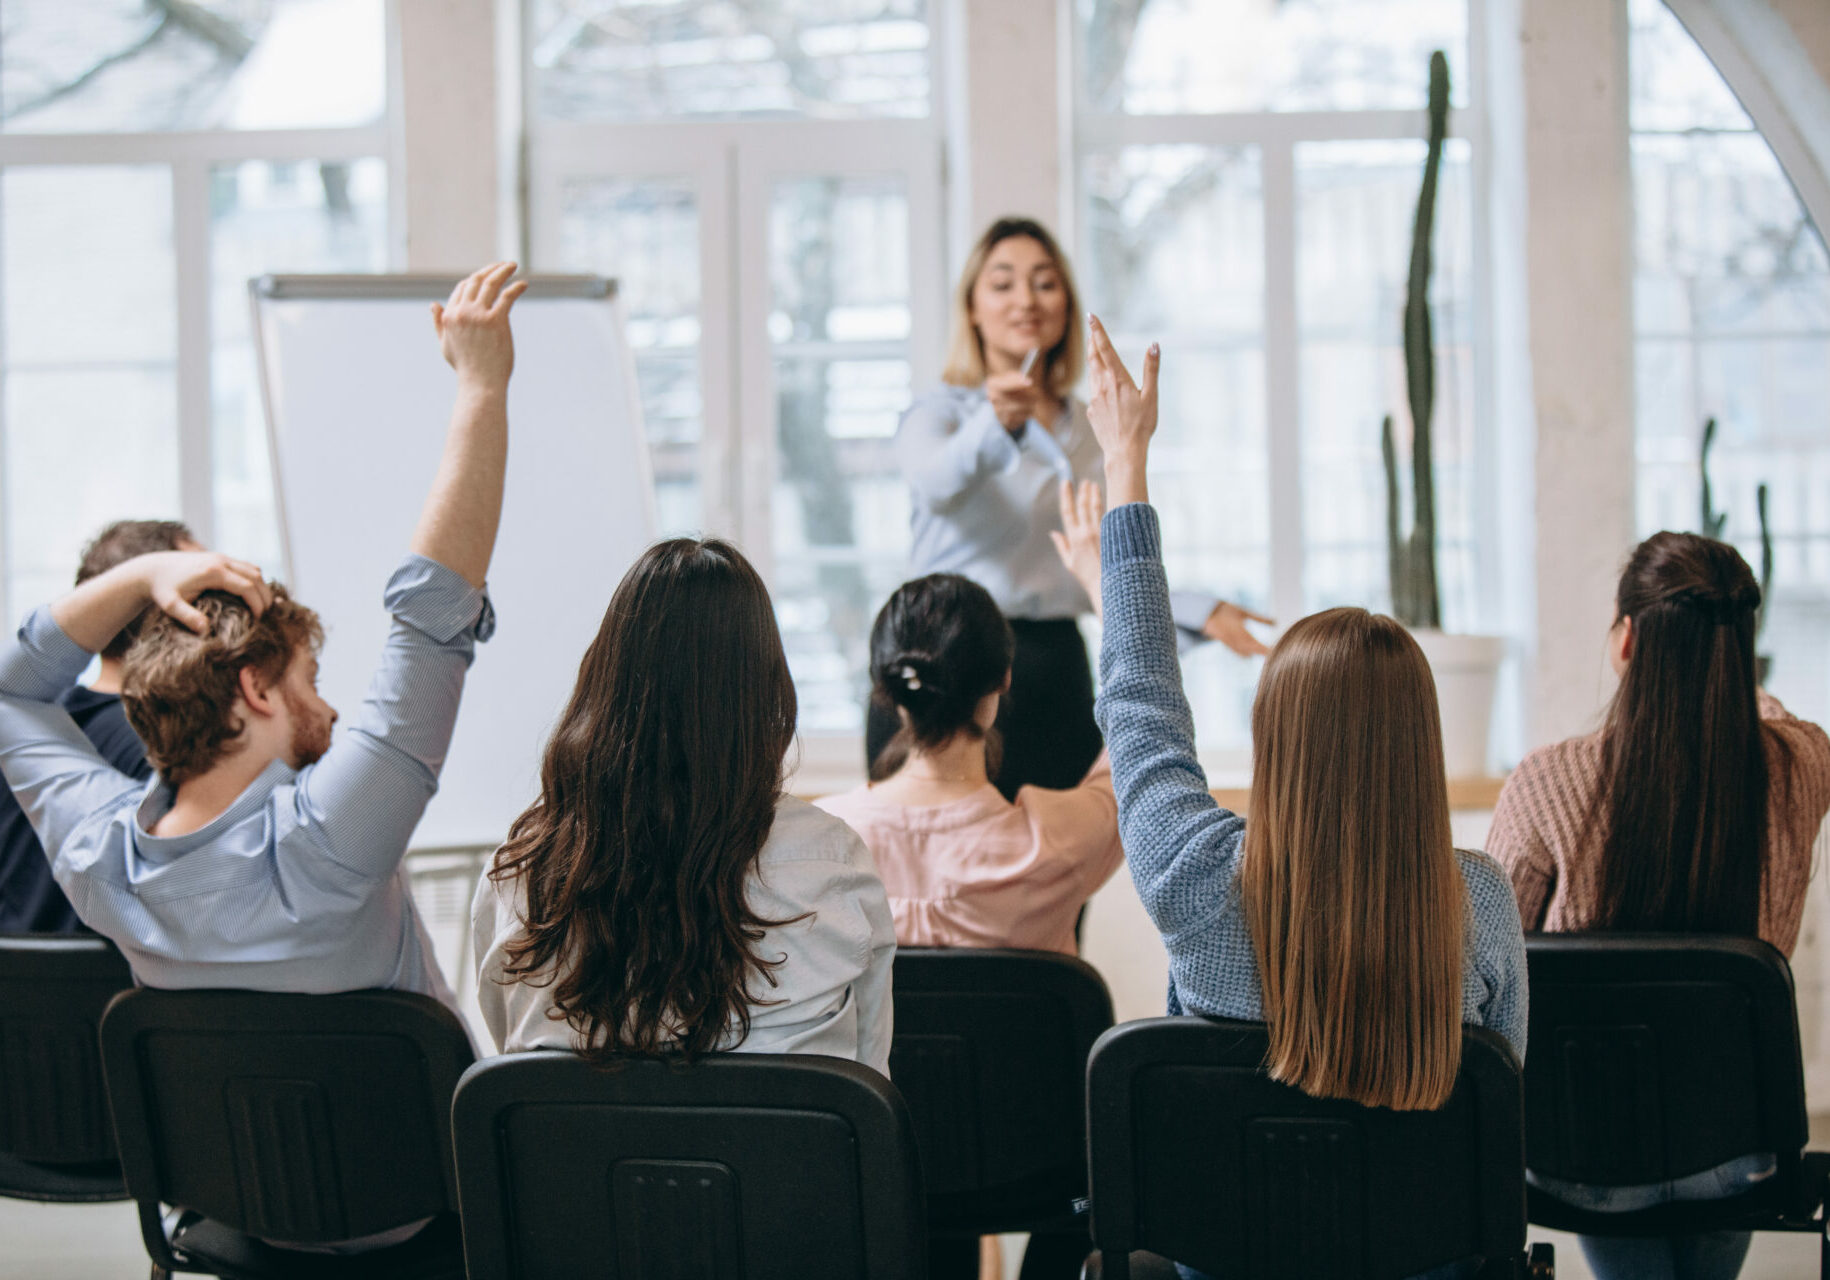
985, 368, 1042, 436
141, 551, 272, 635
1085, 315, 1159, 465
431, 261, 530, 389
1202, 601, 1275, 658
1050, 479, 1107, 616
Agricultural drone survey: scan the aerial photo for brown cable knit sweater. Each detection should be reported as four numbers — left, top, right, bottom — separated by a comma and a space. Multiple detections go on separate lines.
1486, 693, 1830, 956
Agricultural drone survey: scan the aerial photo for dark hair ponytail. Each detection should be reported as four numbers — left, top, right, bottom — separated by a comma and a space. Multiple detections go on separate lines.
1591, 530, 1776, 935
868, 574, 1014, 782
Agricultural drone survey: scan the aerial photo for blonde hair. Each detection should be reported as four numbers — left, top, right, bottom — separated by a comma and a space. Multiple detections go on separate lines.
942, 217, 1084, 399
1241, 608, 1464, 1111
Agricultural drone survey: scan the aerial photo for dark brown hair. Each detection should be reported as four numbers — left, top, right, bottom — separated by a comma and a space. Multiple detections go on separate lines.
76, 519, 196, 660
120, 586, 323, 786
1243, 608, 1463, 1111
1590, 531, 1773, 935
867, 573, 1014, 783
491, 538, 799, 1063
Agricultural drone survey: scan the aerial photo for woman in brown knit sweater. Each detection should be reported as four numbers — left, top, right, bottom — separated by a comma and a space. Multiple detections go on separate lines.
1486, 530, 1830, 1280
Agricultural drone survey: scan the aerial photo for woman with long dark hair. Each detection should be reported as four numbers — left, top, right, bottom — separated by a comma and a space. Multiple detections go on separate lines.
471, 538, 895, 1070
1488, 530, 1830, 1280
881, 216, 1269, 799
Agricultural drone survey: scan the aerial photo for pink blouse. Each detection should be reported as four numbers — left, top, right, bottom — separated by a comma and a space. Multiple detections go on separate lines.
816, 754, 1124, 955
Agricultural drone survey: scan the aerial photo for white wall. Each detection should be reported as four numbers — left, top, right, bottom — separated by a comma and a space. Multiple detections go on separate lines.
396, 0, 499, 270
1515, 0, 1638, 747
945, 0, 1068, 273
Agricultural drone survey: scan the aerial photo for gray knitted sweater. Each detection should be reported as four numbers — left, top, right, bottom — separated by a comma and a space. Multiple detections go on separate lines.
1095, 502, 1528, 1057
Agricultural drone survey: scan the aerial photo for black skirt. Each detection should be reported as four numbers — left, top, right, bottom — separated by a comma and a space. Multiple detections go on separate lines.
865, 617, 1103, 802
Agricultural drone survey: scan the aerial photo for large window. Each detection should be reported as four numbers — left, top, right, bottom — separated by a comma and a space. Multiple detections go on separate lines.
1631, 0, 1830, 724
0, 0, 392, 624
1075, 0, 1487, 758
527, 1, 944, 739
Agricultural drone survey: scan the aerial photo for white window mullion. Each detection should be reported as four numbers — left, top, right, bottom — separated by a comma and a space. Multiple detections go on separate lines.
174, 158, 216, 548
1079, 110, 1471, 151
0, 129, 390, 169
700, 144, 743, 544
906, 140, 947, 388
1468, 0, 1501, 634
734, 144, 778, 579
1263, 140, 1305, 626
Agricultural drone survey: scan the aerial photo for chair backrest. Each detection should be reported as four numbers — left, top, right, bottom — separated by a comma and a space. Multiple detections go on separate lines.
453, 1050, 927, 1280
889, 947, 1113, 1225
1086, 1018, 1526, 1280
99, 987, 474, 1245
1523, 932, 1807, 1185
0, 933, 134, 1164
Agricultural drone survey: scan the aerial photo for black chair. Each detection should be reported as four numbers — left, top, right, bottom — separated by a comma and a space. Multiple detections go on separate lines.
890, 948, 1114, 1269
1084, 1018, 1552, 1280
0, 933, 134, 1202
452, 1049, 927, 1280
98, 987, 473, 1280
1522, 933, 1830, 1274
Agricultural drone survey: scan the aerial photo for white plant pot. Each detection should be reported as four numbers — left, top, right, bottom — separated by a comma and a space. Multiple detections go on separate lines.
1410, 629, 1506, 780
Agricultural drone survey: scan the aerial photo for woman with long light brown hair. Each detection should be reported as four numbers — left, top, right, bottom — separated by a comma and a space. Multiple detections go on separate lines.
1078, 314, 1526, 1118
879, 217, 1270, 802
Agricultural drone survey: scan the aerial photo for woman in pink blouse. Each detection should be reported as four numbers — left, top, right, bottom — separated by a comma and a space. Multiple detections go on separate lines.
817, 571, 1122, 956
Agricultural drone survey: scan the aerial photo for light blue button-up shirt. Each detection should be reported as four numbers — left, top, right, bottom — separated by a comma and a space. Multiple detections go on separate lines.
898, 383, 1102, 621
0, 555, 493, 1009
897, 382, 1222, 646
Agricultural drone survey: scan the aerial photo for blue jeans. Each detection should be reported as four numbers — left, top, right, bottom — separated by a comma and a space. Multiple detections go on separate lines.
1529, 1153, 1775, 1280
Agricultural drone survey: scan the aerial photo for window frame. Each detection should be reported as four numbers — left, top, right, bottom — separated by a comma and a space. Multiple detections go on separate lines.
0, 15, 402, 616
1066, 0, 1501, 646
521, 4, 949, 766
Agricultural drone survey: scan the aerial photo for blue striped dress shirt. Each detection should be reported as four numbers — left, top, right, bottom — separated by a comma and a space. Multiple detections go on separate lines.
0, 555, 493, 1009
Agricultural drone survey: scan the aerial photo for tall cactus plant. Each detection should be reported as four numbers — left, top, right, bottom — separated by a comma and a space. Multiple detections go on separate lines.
1702, 415, 1776, 644
1757, 482, 1773, 643
1700, 416, 1728, 540
1384, 50, 1450, 630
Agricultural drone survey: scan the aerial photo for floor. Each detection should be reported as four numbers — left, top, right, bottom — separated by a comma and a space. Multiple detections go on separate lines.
9, 1196, 1825, 1278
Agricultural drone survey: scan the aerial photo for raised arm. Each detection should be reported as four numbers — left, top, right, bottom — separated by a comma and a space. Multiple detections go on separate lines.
1083, 319, 1249, 938
50, 552, 271, 653
293, 265, 526, 873
2, 552, 270, 856
411, 262, 529, 587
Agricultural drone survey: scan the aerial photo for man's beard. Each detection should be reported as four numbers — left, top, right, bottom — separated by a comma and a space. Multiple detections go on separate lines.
282, 690, 333, 768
